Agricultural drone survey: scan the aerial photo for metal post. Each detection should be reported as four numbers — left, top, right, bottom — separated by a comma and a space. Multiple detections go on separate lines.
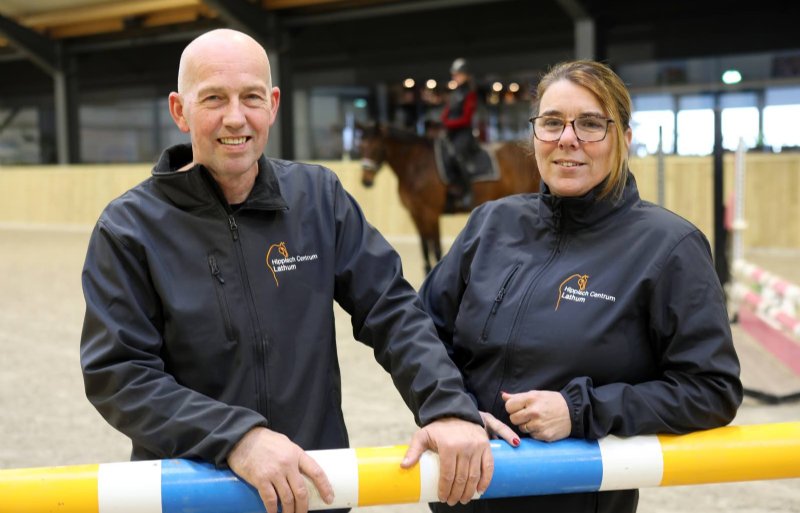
713, 93, 728, 286
656, 125, 665, 206
732, 137, 747, 264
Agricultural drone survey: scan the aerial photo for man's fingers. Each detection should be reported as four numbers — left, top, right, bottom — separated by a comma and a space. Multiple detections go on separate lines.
446, 453, 469, 505
437, 447, 456, 503
259, 486, 280, 513
457, 452, 483, 504
300, 453, 334, 504
286, 470, 310, 513
478, 446, 494, 493
401, 431, 429, 468
267, 478, 295, 513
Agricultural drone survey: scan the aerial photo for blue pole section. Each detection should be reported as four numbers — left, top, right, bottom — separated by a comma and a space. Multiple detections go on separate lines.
161, 460, 263, 513
483, 438, 603, 498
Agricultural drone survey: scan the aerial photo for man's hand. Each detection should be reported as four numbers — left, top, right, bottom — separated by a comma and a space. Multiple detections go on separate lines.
227, 427, 334, 513
400, 417, 492, 506
502, 390, 571, 441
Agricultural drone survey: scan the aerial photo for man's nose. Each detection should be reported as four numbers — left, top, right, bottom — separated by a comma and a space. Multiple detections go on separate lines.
223, 99, 246, 127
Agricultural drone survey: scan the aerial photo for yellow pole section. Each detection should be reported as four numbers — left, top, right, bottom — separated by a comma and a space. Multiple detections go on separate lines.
355, 445, 420, 506
659, 422, 800, 486
0, 463, 99, 513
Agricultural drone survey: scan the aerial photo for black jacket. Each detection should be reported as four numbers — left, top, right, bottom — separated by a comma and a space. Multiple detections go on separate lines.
420, 175, 742, 513
81, 144, 481, 467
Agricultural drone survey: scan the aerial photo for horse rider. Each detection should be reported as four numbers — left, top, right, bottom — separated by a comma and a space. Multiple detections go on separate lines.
441, 57, 480, 208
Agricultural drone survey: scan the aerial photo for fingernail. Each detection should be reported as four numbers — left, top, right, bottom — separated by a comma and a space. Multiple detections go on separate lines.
512, 437, 520, 447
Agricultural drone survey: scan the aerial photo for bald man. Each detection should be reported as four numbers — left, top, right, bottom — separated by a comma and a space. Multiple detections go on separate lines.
80, 29, 493, 513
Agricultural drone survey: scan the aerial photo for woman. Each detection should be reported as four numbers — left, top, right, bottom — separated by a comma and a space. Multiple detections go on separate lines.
419, 60, 743, 513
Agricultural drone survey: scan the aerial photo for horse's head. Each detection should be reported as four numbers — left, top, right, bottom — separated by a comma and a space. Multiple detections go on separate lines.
357, 123, 386, 188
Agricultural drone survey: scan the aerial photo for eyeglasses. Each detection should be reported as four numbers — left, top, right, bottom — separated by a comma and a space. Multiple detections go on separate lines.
530, 116, 615, 142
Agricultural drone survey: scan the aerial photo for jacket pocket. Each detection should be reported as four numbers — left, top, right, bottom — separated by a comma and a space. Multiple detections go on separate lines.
208, 254, 236, 342
479, 264, 521, 344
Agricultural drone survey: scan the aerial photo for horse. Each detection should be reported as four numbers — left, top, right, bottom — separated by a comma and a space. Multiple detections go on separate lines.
359, 125, 541, 273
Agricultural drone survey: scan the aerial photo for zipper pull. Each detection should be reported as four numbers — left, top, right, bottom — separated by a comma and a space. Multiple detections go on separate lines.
228, 216, 239, 241
208, 255, 225, 284
490, 288, 506, 315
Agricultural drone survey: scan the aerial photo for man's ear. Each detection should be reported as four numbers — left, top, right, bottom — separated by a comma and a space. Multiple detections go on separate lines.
168, 92, 190, 133
268, 87, 281, 126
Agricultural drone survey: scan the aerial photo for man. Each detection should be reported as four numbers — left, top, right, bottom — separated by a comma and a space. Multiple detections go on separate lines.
80, 29, 491, 513
440, 57, 479, 209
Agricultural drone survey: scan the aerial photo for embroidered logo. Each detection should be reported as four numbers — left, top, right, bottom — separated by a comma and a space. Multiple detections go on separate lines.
265, 242, 319, 286
555, 273, 616, 310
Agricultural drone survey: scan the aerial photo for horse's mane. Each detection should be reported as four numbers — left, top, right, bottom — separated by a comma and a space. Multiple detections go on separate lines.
361, 123, 432, 147
384, 126, 431, 145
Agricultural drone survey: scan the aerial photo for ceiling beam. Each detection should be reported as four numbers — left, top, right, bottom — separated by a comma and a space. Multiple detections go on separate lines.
202, 0, 274, 44
20, 0, 201, 28
0, 13, 58, 74
281, 0, 517, 27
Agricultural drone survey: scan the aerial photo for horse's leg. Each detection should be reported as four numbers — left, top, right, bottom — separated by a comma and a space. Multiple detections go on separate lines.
410, 210, 438, 274
419, 234, 432, 274
432, 223, 443, 263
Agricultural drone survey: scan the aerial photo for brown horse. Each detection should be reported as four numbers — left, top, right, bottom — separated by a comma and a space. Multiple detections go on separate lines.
359, 125, 540, 273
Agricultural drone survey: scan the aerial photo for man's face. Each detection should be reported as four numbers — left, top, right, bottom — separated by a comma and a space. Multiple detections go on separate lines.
170, 41, 279, 180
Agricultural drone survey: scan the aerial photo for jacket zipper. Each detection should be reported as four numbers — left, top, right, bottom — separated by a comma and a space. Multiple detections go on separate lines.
492, 203, 566, 412
226, 213, 271, 420
228, 215, 239, 241
479, 264, 521, 343
208, 254, 235, 342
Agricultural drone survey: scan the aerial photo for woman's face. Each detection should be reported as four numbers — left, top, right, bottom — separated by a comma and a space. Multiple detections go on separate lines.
534, 79, 630, 197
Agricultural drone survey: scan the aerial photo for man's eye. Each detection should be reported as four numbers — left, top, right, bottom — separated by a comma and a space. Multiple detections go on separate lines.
543, 118, 563, 128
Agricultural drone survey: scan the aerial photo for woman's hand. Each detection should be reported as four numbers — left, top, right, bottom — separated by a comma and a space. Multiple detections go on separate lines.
501, 390, 571, 442
479, 410, 520, 447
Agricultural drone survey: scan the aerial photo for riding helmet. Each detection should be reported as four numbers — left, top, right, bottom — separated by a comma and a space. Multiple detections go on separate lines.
450, 58, 469, 74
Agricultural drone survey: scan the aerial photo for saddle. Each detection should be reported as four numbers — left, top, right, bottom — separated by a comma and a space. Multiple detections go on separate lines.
434, 137, 501, 212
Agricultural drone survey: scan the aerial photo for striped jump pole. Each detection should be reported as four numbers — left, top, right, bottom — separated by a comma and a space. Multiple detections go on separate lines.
731, 259, 800, 376
2, 422, 799, 513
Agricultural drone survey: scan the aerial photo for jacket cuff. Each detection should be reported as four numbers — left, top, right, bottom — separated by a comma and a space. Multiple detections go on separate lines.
215, 416, 270, 468
561, 382, 588, 439
419, 392, 483, 428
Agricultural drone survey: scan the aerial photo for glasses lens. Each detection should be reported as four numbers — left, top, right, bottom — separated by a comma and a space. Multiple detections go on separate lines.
574, 118, 608, 142
533, 117, 564, 141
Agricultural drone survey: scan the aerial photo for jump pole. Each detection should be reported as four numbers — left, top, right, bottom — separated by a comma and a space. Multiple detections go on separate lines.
2, 422, 799, 513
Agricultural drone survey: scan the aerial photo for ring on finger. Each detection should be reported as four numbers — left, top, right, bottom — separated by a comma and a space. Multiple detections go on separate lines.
520, 423, 529, 434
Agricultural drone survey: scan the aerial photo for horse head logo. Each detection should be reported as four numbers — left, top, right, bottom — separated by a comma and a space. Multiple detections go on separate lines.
266, 242, 289, 287
555, 273, 590, 311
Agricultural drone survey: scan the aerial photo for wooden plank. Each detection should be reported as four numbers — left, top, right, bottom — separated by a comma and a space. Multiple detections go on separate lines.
263, 0, 354, 9
21, 0, 200, 28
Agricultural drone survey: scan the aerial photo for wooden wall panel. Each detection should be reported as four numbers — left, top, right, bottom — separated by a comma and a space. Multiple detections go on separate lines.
1, 155, 798, 252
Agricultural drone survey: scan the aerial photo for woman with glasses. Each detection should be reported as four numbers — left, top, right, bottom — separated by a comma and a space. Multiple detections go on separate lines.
419, 60, 742, 513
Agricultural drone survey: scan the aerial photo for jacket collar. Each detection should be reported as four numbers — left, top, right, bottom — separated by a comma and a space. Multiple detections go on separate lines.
151, 143, 289, 213
538, 172, 639, 231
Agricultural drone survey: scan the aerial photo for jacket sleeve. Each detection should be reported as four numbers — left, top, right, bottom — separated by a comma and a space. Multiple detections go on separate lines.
329, 177, 481, 427
80, 220, 267, 466
417, 226, 474, 356
561, 230, 743, 438
441, 91, 478, 130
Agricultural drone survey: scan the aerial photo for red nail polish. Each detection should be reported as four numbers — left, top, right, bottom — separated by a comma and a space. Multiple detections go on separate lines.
512, 438, 520, 447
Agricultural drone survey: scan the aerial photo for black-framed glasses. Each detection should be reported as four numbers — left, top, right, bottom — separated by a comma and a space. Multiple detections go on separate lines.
530, 116, 615, 142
